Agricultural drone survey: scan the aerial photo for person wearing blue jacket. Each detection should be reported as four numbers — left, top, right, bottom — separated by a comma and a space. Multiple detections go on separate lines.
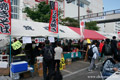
102, 55, 120, 79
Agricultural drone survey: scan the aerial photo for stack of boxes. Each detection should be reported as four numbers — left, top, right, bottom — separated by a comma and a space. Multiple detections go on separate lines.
34, 57, 43, 77
65, 58, 72, 65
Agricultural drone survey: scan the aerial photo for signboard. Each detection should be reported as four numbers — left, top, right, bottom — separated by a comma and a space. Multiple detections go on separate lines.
12, 41, 22, 50
49, 1, 58, 33
35, 38, 45, 43
48, 36, 55, 43
83, 16, 105, 22
22, 37, 32, 44
0, 0, 11, 35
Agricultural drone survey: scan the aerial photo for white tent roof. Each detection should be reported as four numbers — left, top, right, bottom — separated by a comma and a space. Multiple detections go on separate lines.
0, 34, 9, 48
11, 19, 80, 39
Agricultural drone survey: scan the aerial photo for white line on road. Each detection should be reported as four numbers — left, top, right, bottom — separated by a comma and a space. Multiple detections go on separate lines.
63, 62, 102, 78
62, 69, 73, 74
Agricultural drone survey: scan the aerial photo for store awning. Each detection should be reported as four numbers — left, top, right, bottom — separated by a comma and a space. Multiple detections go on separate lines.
11, 19, 80, 39
69, 27, 106, 40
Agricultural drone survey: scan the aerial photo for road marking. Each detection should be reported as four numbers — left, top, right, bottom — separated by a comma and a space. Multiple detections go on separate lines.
63, 62, 102, 78
62, 69, 73, 74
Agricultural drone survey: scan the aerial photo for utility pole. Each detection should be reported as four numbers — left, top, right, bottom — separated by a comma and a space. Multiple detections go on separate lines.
78, 0, 80, 27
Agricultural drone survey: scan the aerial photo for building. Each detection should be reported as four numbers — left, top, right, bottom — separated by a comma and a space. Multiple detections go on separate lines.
11, 0, 103, 20
59, 0, 103, 18
11, 0, 118, 38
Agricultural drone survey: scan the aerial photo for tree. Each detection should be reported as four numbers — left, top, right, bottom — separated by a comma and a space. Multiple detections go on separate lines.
85, 21, 99, 31
24, 2, 51, 23
60, 17, 79, 27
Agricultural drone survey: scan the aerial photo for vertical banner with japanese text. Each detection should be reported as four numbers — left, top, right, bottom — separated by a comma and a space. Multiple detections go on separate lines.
0, 0, 11, 35
49, 1, 58, 33
118, 32, 120, 40
80, 20, 85, 41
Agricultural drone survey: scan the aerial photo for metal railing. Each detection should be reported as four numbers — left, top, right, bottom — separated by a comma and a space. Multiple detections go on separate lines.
79, 9, 120, 20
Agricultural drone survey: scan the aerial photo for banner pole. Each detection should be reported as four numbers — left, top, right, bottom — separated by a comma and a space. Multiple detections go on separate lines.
9, 35, 11, 63
57, 1, 59, 41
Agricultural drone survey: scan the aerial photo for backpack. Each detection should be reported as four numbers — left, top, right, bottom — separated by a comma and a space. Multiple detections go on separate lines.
88, 46, 95, 58
54, 71, 63, 80
44, 46, 54, 60
46, 71, 63, 80
104, 44, 112, 55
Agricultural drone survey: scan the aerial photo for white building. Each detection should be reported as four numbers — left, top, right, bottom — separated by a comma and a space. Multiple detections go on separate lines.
11, 0, 103, 20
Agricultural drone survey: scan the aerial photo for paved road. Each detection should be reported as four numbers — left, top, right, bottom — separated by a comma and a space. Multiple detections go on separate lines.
20, 60, 102, 80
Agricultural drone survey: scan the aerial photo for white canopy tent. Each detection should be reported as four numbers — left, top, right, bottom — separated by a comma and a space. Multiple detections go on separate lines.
11, 19, 81, 39
0, 34, 9, 48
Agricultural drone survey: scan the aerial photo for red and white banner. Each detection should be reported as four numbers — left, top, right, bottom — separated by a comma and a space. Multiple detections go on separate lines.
118, 32, 120, 40
35, 38, 45, 43
35, 0, 48, 4
80, 20, 85, 41
49, 1, 58, 33
0, 0, 11, 35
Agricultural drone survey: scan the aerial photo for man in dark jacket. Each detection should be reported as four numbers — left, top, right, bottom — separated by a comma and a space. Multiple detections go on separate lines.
111, 36, 117, 56
42, 40, 55, 80
101, 39, 113, 59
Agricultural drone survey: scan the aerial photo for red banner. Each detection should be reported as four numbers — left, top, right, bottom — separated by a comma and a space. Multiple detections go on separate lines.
35, 0, 48, 4
49, 1, 58, 33
0, 0, 11, 35
118, 32, 120, 40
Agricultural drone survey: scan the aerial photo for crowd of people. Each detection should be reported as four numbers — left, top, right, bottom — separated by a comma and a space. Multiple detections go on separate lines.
1, 36, 120, 80
86, 36, 120, 79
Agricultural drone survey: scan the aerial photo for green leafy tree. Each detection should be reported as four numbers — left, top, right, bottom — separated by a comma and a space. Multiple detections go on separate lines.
85, 21, 99, 31
60, 17, 79, 27
24, 2, 51, 23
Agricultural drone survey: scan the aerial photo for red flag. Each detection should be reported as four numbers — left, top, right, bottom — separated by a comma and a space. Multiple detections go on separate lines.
0, 0, 11, 35
80, 20, 85, 41
35, 0, 48, 4
49, 1, 58, 33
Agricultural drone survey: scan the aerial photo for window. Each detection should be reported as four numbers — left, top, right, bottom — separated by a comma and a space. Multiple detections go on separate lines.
80, 2, 84, 7
11, 0, 20, 19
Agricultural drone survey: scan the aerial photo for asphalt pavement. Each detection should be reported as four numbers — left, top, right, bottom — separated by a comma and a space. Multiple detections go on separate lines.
20, 59, 103, 80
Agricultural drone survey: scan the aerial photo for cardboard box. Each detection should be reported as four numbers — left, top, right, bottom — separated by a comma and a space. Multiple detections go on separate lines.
34, 62, 43, 74
23, 71, 31, 78
0, 68, 10, 76
11, 61, 28, 73
0, 61, 8, 68
38, 69, 43, 77
65, 59, 72, 65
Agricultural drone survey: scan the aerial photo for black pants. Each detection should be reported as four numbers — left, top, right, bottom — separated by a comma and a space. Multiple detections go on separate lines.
43, 59, 54, 80
54, 60, 60, 72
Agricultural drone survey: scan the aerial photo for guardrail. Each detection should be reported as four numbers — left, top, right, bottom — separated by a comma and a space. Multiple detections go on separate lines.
79, 9, 120, 20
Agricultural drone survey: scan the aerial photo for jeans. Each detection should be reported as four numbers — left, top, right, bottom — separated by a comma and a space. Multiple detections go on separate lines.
88, 58, 96, 70
102, 72, 113, 79
54, 60, 60, 71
